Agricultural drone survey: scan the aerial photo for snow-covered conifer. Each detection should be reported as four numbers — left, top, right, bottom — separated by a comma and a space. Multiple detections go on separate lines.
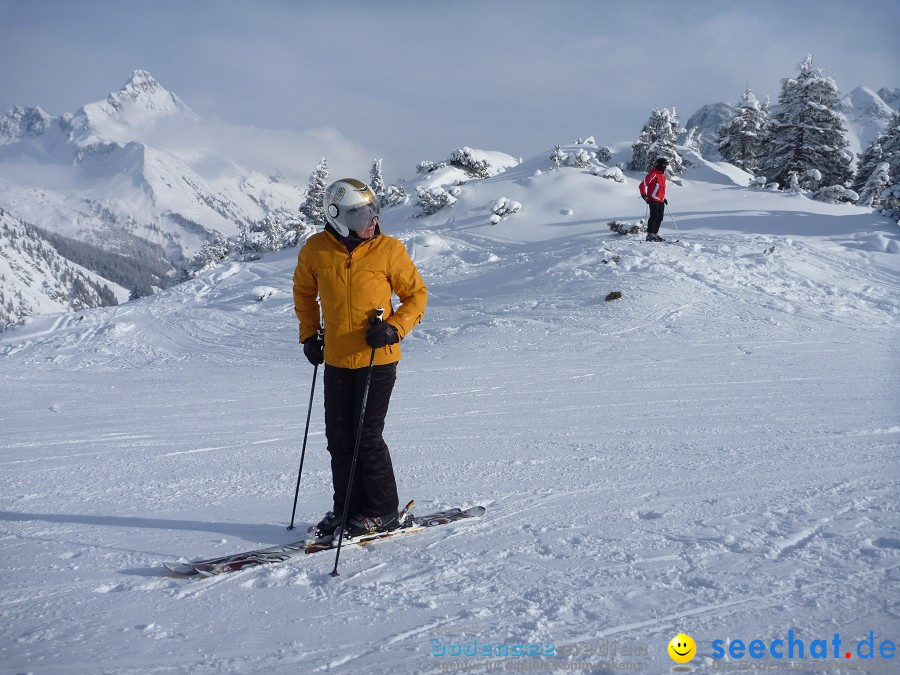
416, 186, 456, 216
857, 162, 891, 208
256, 215, 286, 253
190, 231, 231, 274
370, 159, 386, 199
592, 166, 625, 183
628, 107, 685, 174
716, 87, 768, 173
490, 197, 522, 220
382, 184, 407, 207
879, 184, 900, 222
237, 222, 255, 254
416, 160, 445, 174
852, 111, 900, 207
299, 157, 329, 227
852, 141, 884, 198
813, 185, 859, 204
549, 145, 566, 170
448, 147, 491, 179
565, 148, 593, 169
758, 55, 852, 191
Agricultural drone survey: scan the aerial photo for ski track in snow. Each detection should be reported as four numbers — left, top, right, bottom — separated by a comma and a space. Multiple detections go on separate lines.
1, 196, 899, 673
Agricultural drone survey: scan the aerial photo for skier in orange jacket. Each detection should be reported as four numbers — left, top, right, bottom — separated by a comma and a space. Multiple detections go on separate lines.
639, 157, 669, 242
293, 178, 427, 541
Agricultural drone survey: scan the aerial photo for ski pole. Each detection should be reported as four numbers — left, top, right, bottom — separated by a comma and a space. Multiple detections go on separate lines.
287, 328, 324, 531
667, 205, 681, 232
331, 308, 384, 577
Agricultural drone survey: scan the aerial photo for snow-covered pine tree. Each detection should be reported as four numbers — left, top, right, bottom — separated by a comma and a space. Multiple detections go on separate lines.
852, 111, 900, 207
382, 184, 407, 207
565, 147, 593, 169
857, 163, 891, 208
281, 211, 315, 247
256, 214, 286, 253
448, 147, 491, 178
757, 55, 852, 191
370, 159, 386, 200
628, 107, 685, 174
852, 141, 885, 199
879, 183, 900, 222
416, 160, 445, 174
716, 87, 769, 173
416, 186, 456, 216
237, 222, 255, 255
549, 145, 566, 170
299, 157, 329, 227
190, 231, 231, 275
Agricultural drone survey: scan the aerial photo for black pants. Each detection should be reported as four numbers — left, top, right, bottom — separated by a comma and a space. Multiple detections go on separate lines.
323, 362, 399, 518
647, 201, 665, 234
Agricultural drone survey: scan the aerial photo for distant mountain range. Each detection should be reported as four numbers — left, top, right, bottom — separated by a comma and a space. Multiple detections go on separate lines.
0, 71, 307, 329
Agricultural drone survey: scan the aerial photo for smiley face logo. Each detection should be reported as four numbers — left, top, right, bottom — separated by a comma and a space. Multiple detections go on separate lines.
668, 633, 696, 663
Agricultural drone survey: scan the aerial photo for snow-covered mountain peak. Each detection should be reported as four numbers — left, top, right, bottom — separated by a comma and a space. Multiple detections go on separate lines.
837, 86, 897, 159
112, 70, 194, 116
0, 105, 55, 144
70, 70, 200, 145
683, 102, 736, 161
839, 86, 894, 116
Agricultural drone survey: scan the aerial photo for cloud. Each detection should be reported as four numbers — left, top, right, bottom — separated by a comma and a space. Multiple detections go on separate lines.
143, 116, 379, 184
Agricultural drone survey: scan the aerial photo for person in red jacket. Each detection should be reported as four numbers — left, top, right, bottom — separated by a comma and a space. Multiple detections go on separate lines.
640, 157, 669, 242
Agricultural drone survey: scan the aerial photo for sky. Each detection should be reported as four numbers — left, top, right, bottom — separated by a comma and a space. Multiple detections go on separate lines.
0, 0, 897, 183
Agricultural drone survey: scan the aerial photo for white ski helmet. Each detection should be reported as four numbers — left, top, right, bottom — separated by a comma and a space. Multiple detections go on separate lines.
323, 178, 381, 237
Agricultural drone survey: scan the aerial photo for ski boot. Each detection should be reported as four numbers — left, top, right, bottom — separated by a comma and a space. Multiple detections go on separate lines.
306, 510, 343, 545
333, 501, 415, 541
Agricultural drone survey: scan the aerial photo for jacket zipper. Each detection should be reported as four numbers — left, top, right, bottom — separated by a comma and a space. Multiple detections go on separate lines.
346, 250, 353, 337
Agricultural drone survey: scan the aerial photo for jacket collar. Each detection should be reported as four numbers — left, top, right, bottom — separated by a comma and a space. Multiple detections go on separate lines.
324, 223, 382, 252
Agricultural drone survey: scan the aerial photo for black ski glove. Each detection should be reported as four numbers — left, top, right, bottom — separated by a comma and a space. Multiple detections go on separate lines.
641, 194, 649, 202
664, 199, 668, 205
366, 320, 399, 348
302, 337, 324, 365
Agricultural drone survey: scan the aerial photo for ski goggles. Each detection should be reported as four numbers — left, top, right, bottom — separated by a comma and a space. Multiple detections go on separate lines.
343, 201, 381, 230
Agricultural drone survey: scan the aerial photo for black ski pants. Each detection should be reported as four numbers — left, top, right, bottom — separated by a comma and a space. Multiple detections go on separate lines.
647, 201, 665, 235
323, 362, 399, 518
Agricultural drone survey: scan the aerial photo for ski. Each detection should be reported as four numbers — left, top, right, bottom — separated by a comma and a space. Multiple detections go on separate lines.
163, 504, 485, 577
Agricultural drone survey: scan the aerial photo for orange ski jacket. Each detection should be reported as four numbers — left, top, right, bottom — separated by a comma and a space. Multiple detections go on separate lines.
640, 168, 667, 203
293, 229, 427, 369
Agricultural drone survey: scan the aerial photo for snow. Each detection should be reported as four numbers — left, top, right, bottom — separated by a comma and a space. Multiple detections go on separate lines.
1, 147, 899, 674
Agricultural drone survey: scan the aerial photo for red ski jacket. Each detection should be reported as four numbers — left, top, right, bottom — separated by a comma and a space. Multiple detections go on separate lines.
640, 168, 667, 203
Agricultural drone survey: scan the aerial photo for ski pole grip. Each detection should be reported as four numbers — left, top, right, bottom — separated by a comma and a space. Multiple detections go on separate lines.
373, 307, 384, 322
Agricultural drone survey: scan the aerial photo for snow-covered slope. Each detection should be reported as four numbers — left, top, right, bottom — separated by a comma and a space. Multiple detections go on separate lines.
1, 145, 898, 673
0, 209, 126, 330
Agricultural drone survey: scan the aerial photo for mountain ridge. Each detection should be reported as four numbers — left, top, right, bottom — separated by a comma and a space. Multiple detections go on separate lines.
0, 71, 306, 326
